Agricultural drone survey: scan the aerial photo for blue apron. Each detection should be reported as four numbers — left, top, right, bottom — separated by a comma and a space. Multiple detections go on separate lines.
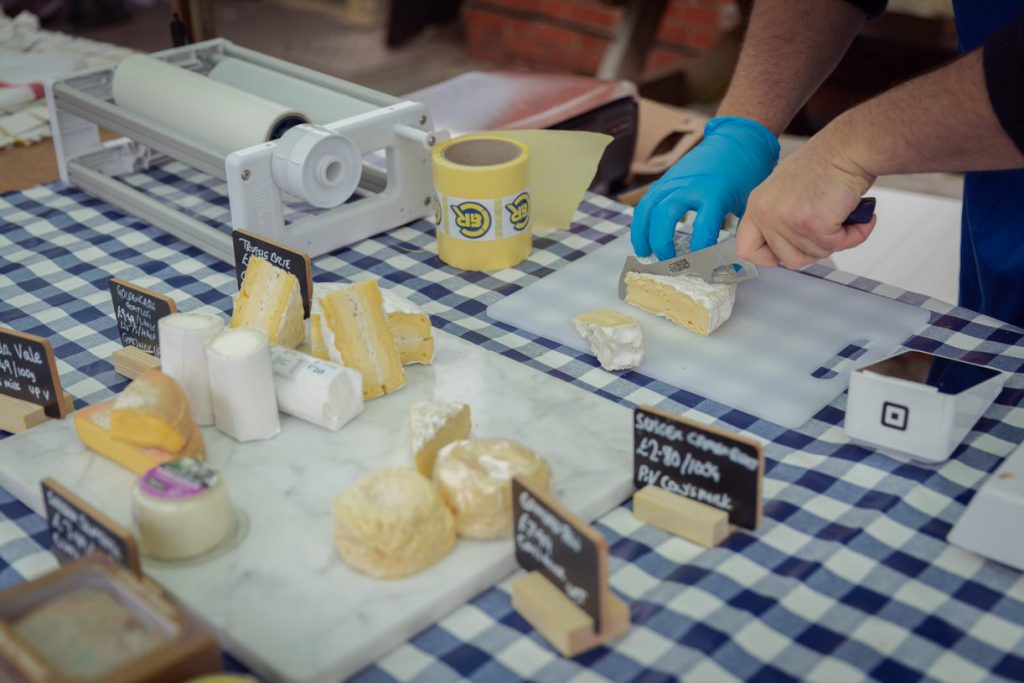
952, 1, 1024, 327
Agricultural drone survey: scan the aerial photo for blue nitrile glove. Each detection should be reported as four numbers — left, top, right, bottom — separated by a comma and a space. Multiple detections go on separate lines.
631, 116, 781, 260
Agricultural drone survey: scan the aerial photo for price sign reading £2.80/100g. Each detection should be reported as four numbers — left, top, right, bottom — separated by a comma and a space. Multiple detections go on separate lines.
633, 406, 764, 530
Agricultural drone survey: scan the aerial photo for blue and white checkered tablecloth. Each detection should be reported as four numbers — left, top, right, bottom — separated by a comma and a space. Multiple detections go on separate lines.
2, 160, 1023, 683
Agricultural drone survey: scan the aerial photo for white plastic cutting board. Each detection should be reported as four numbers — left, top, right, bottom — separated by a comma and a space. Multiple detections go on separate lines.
0, 331, 634, 683
488, 234, 930, 428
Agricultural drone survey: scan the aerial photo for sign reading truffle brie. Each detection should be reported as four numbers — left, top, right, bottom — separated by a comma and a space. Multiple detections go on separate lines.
512, 478, 606, 632
232, 228, 313, 318
108, 278, 177, 357
42, 478, 140, 575
0, 328, 71, 418
633, 405, 764, 529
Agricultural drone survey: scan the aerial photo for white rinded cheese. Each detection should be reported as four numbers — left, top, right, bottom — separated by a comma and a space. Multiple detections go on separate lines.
269, 345, 363, 431
132, 457, 233, 560
571, 309, 644, 371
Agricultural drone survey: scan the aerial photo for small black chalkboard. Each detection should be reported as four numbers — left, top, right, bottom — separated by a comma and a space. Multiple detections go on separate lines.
41, 478, 140, 575
513, 478, 607, 632
0, 328, 70, 418
109, 278, 177, 357
633, 405, 764, 530
232, 229, 314, 318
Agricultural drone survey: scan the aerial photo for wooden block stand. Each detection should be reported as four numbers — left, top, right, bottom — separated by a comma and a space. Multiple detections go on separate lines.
511, 571, 629, 658
633, 485, 730, 548
112, 345, 161, 379
0, 393, 72, 434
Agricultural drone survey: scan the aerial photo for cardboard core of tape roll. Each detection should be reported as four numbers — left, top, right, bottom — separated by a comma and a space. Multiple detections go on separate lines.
433, 136, 532, 272
441, 138, 522, 167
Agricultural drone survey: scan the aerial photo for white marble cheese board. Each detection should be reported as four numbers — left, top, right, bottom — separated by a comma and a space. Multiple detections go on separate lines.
0, 331, 634, 683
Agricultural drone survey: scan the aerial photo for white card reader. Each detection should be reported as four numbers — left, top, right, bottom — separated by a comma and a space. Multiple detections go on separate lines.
845, 350, 1010, 464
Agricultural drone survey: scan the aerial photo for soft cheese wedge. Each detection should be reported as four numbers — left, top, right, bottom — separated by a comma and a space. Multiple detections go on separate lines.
434, 438, 552, 539
231, 256, 304, 348
410, 400, 471, 477
624, 272, 736, 336
109, 370, 194, 452
317, 279, 406, 400
76, 401, 205, 475
312, 283, 434, 366
572, 309, 644, 371
381, 289, 434, 365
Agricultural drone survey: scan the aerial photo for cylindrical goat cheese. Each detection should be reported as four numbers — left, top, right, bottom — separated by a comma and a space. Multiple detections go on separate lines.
206, 327, 280, 442
269, 345, 363, 431
132, 458, 233, 560
158, 313, 225, 425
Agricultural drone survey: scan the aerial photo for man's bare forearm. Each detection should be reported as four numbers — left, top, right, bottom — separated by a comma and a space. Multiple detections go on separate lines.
718, 0, 866, 135
825, 48, 1024, 177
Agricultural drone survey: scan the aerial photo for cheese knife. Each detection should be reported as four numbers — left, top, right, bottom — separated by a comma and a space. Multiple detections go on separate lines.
618, 197, 876, 299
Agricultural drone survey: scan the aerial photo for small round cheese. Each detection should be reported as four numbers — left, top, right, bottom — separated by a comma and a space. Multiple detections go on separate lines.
132, 458, 233, 560
434, 438, 552, 539
333, 468, 455, 579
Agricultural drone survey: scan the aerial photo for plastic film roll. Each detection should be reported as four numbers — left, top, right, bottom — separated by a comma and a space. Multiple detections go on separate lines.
111, 55, 309, 155
208, 58, 377, 124
432, 136, 532, 271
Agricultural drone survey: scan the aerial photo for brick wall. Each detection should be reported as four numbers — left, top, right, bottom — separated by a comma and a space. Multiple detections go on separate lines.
464, 0, 740, 77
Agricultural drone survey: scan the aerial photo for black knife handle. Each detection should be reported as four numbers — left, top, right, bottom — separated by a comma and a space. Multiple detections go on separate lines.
843, 197, 876, 225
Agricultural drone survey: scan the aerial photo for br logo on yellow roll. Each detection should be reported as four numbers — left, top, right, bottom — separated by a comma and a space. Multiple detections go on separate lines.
451, 201, 492, 239
504, 192, 531, 232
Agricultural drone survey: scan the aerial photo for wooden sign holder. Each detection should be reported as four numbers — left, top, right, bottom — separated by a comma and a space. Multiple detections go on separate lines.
0, 392, 73, 434
511, 481, 629, 658
633, 484, 730, 547
111, 345, 162, 379
631, 405, 764, 548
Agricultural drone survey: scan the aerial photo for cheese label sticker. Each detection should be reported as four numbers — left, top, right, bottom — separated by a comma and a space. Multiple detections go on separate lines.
446, 197, 497, 241
270, 345, 306, 379
141, 458, 218, 500
503, 189, 531, 234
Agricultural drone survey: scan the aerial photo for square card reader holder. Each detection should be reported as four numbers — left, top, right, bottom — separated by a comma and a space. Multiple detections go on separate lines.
845, 350, 1010, 464
47, 39, 446, 263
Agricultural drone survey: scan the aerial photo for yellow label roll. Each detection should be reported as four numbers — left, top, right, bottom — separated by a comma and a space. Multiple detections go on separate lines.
433, 136, 533, 271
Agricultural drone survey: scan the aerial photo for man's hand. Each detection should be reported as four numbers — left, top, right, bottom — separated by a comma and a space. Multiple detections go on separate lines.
735, 128, 877, 269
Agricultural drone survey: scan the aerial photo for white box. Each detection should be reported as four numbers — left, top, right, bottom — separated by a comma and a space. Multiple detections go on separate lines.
949, 439, 1024, 571
845, 351, 1009, 463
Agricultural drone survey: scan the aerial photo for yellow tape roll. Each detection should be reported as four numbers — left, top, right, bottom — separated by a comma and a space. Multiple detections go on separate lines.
433, 136, 532, 271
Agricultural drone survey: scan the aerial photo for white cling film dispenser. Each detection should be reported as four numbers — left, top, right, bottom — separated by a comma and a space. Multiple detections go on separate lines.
845, 350, 1010, 463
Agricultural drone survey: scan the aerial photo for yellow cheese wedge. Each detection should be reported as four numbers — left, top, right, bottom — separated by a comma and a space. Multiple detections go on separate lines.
623, 272, 736, 336
231, 256, 304, 348
312, 283, 434, 366
410, 400, 471, 477
317, 280, 406, 400
109, 370, 193, 452
381, 289, 434, 366
75, 401, 205, 476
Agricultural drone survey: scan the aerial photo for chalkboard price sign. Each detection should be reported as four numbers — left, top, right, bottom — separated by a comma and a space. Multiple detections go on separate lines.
0, 328, 71, 418
513, 478, 607, 632
633, 405, 764, 530
232, 229, 314, 318
109, 278, 177, 357
42, 478, 140, 575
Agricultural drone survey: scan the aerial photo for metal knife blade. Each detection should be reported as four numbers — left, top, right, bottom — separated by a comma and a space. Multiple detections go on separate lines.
617, 197, 876, 300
